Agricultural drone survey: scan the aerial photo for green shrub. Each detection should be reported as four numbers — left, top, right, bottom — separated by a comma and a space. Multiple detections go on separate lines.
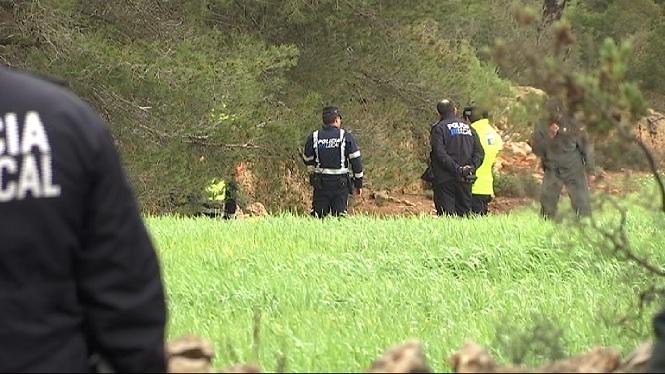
494, 170, 541, 198
595, 138, 652, 171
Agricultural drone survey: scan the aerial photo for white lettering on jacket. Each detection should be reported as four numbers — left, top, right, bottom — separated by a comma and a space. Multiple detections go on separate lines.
0, 111, 62, 201
316, 137, 342, 149
447, 122, 472, 136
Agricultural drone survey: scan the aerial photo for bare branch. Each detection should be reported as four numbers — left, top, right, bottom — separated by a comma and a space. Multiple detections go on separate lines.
584, 96, 665, 213
183, 136, 264, 150
588, 209, 665, 277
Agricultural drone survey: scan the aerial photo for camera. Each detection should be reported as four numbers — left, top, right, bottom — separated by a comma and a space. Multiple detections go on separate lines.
459, 166, 477, 183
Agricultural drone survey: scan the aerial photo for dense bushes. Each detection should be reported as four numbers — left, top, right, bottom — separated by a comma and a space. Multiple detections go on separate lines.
494, 171, 541, 199
1, 0, 663, 214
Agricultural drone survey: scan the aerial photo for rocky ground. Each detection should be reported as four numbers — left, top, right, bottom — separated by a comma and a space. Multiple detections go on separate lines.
166, 334, 653, 373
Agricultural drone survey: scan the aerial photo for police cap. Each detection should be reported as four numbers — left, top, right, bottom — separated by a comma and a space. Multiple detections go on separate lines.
322, 106, 342, 124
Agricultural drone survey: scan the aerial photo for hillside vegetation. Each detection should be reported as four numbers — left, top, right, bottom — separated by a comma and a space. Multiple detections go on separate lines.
1, 0, 664, 214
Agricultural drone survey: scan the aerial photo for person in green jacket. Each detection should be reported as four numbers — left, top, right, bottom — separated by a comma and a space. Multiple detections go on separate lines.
462, 106, 504, 215
530, 97, 596, 219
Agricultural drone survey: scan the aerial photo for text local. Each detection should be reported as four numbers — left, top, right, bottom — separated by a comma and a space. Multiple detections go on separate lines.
0, 111, 62, 201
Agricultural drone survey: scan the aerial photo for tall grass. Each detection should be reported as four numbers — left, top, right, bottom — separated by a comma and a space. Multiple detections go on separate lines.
148, 196, 665, 372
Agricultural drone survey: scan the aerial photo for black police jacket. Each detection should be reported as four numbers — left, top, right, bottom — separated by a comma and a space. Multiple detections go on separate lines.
0, 67, 167, 372
651, 308, 665, 372
429, 113, 485, 184
302, 125, 364, 189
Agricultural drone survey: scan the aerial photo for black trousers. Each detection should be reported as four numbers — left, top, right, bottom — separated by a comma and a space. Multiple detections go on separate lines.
311, 187, 349, 218
540, 168, 591, 219
309, 174, 351, 218
433, 180, 472, 217
471, 194, 492, 216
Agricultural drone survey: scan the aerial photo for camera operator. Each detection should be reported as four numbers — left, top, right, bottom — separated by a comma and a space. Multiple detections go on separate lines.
429, 99, 484, 217
530, 97, 596, 220
462, 106, 504, 215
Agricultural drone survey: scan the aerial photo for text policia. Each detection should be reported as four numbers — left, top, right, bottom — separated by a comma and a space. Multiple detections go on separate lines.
0, 111, 62, 201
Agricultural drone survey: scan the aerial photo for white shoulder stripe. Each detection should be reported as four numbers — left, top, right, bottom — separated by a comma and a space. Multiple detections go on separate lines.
348, 150, 361, 159
339, 129, 346, 168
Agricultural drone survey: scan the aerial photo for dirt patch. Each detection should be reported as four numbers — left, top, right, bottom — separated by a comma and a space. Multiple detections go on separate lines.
348, 190, 536, 217
348, 140, 652, 218
348, 172, 651, 218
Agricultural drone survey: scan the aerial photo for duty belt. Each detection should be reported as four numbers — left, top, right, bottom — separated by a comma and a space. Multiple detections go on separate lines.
310, 173, 349, 190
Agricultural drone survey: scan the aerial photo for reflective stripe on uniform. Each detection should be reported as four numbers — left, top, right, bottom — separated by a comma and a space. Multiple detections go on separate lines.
314, 167, 350, 175
313, 130, 320, 168
349, 150, 361, 159
339, 129, 346, 169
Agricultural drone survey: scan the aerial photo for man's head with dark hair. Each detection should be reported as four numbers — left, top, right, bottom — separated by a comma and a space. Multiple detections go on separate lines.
322, 106, 342, 125
436, 99, 455, 118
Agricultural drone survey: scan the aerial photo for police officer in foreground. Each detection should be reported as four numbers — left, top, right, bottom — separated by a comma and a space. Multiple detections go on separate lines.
531, 97, 596, 220
0, 66, 167, 372
429, 99, 485, 216
302, 106, 364, 218
651, 308, 665, 372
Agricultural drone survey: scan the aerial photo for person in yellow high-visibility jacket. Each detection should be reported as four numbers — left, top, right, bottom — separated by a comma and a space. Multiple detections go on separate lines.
462, 106, 504, 215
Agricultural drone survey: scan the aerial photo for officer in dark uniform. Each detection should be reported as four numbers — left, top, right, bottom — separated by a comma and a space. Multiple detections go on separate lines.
0, 66, 167, 372
651, 309, 665, 372
302, 106, 364, 218
531, 98, 596, 219
429, 99, 485, 216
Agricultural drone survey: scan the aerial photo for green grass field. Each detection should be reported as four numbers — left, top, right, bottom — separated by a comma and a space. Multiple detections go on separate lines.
148, 190, 665, 372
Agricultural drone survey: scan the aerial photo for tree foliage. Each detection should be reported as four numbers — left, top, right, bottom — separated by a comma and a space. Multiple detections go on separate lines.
1, 0, 664, 214
485, 3, 665, 355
